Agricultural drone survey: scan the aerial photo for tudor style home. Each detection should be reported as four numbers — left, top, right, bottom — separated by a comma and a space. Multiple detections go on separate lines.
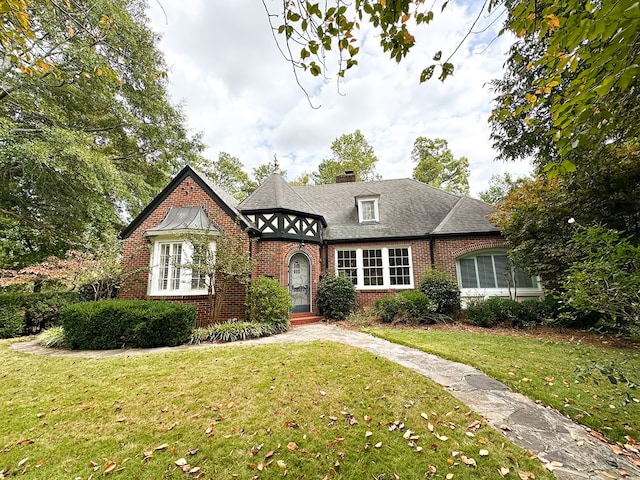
119, 166, 542, 326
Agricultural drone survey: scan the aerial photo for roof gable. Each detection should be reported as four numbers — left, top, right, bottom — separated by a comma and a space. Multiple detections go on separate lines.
120, 165, 250, 240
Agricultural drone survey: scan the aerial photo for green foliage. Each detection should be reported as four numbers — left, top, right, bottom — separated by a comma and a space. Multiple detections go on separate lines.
252, 155, 287, 186
248, 276, 292, 326
478, 172, 531, 205
465, 297, 527, 328
0, 0, 204, 269
317, 275, 356, 320
564, 225, 640, 332
0, 292, 79, 337
374, 290, 435, 324
37, 326, 66, 348
418, 269, 461, 316
311, 130, 380, 184
61, 300, 195, 350
206, 152, 255, 200
411, 137, 469, 194
189, 319, 289, 344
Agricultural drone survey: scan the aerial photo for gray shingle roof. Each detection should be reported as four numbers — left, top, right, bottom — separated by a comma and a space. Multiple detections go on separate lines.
239, 174, 322, 217
291, 178, 499, 240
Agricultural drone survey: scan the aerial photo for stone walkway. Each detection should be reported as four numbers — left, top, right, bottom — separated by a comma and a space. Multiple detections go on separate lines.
11, 323, 640, 480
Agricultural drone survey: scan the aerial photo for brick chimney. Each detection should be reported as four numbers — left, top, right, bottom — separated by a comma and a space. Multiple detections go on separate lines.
336, 170, 356, 183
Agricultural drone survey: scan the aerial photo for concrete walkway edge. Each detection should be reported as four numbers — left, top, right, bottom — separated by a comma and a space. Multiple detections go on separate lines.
11, 323, 640, 479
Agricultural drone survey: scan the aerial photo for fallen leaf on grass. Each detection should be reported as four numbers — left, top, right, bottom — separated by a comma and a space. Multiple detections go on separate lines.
287, 442, 298, 451
375, 442, 382, 448
277, 460, 286, 468
175, 458, 188, 466
155, 443, 169, 450
445, 474, 454, 479
518, 471, 535, 479
479, 449, 489, 456
544, 461, 563, 471
460, 456, 476, 468
104, 462, 117, 474
499, 467, 510, 476
142, 451, 153, 462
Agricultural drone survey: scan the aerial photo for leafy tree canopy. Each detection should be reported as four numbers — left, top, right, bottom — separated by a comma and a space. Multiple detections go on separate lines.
479, 172, 531, 205
267, 0, 638, 170
311, 130, 380, 184
411, 137, 469, 194
206, 152, 254, 200
253, 154, 287, 186
0, 0, 204, 269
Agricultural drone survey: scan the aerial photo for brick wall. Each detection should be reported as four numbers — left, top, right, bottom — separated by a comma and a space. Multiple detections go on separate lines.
253, 240, 322, 314
119, 174, 250, 326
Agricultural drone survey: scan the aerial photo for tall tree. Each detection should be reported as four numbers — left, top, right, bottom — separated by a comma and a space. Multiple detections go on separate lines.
312, 130, 379, 184
252, 154, 287, 186
206, 152, 253, 200
479, 172, 530, 205
411, 137, 469, 194
0, 0, 204, 268
265, 0, 638, 167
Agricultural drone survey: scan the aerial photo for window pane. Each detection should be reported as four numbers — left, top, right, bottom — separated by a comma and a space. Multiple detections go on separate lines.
459, 258, 477, 288
191, 248, 207, 290
514, 267, 536, 288
363, 249, 383, 286
337, 250, 357, 285
476, 255, 496, 288
170, 244, 182, 290
159, 244, 171, 290
361, 200, 376, 221
493, 255, 509, 288
389, 248, 411, 285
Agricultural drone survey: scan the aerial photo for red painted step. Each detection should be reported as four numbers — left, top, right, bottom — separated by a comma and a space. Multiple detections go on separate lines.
290, 312, 323, 326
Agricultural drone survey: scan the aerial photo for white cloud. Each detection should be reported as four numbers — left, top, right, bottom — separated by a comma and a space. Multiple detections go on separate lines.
146, 0, 532, 196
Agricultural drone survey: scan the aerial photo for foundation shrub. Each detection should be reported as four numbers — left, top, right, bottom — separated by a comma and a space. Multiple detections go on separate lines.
0, 292, 79, 338
249, 276, 291, 328
61, 300, 195, 349
465, 297, 527, 327
317, 275, 356, 320
374, 291, 436, 324
419, 269, 461, 315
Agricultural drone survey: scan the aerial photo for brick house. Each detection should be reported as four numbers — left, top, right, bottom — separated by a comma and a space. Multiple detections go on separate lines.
119, 166, 542, 326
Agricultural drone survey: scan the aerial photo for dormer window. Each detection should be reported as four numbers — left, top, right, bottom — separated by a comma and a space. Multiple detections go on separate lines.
357, 195, 379, 223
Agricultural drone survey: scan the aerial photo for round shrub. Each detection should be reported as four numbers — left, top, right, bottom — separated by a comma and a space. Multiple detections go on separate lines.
249, 276, 292, 327
374, 290, 436, 324
317, 275, 356, 320
61, 300, 196, 350
419, 270, 461, 315
465, 297, 527, 327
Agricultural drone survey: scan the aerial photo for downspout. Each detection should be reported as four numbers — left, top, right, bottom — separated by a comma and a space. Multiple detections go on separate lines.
429, 235, 436, 270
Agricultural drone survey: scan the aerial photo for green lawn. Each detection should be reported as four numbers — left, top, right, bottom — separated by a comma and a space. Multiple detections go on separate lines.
0, 338, 553, 479
365, 327, 640, 444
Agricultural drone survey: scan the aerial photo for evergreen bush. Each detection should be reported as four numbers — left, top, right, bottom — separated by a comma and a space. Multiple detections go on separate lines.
419, 269, 461, 315
374, 290, 436, 324
61, 300, 195, 349
249, 276, 291, 327
189, 319, 289, 344
317, 275, 356, 320
465, 297, 527, 327
0, 292, 79, 338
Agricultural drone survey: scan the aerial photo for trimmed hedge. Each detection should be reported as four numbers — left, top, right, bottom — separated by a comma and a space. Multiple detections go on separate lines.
0, 292, 79, 338
61, 300, 196, 350
317, 275, 357, 320
374, 290, 436, 324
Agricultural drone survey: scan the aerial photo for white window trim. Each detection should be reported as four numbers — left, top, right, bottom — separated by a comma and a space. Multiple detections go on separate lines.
335, 246, 413, 290
148, 236, 216, 296
357, 196, 380, 223
455, 250, 543, 300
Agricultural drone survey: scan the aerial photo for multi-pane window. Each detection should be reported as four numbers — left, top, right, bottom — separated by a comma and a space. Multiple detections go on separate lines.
150, 239, 215, 296
361, 201, 376, 221
159, 243, 182, 291
458, 253, 538, 290
363, 249, 384, 286
388, 248, 411, 285
335, 247, 413, 289
337, 250, 358, 284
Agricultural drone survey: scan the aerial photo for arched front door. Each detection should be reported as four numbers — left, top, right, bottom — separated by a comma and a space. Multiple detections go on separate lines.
289, 253, 310, 313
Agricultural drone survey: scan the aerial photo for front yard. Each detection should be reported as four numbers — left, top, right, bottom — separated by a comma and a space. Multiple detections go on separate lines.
0, 338, 552, 479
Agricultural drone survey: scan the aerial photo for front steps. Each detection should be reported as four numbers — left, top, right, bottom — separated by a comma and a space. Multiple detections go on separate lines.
290, 312, 323, 326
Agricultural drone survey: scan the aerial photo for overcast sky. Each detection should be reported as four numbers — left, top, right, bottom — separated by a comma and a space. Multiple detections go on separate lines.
146, 0, 532, 198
